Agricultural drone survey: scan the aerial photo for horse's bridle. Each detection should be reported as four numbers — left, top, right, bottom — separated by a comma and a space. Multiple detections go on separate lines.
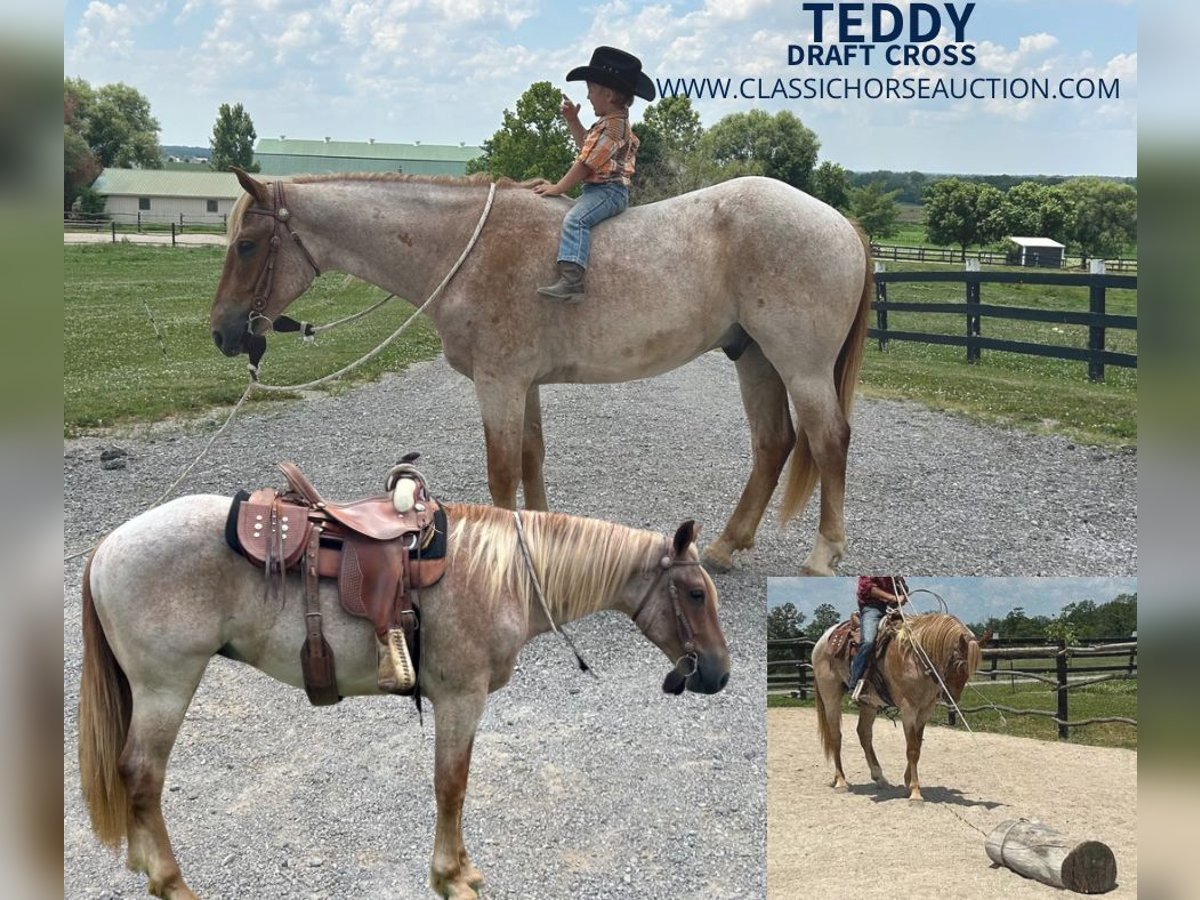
632, 546, 706, 677
241, 180, 322, 329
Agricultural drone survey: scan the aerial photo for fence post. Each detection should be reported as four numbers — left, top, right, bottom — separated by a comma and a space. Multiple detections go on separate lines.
171, 222, 177, 247
874, 262, 888, 350
111, 221, 116, 243
795, 641, 808, 700
1055, 641, 1069, 740
1088, 260, 1107, 382
965, 259, 981, 364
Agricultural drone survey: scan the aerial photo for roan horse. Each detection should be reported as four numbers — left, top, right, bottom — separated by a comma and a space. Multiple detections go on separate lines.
78, 496, 729, 899
811, 612, 984, 801
209, 171, 872, 575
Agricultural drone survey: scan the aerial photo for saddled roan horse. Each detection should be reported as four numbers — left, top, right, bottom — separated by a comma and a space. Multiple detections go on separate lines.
811, 612, 986, 801
78, 492, 729, 899
209, 170, 872, 575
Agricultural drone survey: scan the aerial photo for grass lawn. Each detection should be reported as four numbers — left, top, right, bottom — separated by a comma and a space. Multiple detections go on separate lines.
768, 679, 1136, 750
65, 244, 1135, 448
64, 243, 441, 434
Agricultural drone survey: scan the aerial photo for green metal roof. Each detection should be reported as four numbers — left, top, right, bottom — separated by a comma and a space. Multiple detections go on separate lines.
255, 138, 481, 162
92, 168, 241, 198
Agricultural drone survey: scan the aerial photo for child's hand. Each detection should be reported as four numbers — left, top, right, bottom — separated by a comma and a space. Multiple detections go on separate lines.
533, 183, 563, 196
560, 93, 581, 122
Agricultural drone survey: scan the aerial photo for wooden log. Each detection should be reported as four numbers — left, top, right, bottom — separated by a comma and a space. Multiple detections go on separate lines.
985, 819, 1117, 894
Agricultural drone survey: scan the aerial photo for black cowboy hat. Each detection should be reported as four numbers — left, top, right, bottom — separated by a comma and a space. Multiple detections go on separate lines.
567, 46, 655, 102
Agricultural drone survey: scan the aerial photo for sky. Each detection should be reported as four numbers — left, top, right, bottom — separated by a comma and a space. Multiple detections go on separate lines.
767, 577, 1138, 629
63, 1, 1136, 176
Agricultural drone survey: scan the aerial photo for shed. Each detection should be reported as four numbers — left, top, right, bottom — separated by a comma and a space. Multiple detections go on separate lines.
254, 137, 482, 177
1007, 236, 1066, 268
91, 168, 241, 226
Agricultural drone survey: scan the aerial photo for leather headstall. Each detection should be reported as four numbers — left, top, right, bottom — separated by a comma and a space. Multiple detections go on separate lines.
241, 179, 322, 322
632, 544, 705, 661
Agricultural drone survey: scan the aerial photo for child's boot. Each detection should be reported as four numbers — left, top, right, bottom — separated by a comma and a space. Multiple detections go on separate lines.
537, 262, 586, 301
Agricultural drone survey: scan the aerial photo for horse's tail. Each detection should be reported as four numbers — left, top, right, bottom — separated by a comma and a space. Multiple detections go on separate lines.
779, 228, 873, 524
812, 633, 839, 761
78, 546, 132, 850
814, 675, 837, 761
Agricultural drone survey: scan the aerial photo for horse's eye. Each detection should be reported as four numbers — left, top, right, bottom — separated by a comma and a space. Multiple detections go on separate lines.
688, 588, 706, 603
237, 240, 256, 256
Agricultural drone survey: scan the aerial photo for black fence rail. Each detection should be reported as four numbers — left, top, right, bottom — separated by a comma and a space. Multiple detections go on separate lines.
872, 268, 1137, 382
871, 243, 1137, 273
768, 635, 1137, 740
65, 211, 229, 233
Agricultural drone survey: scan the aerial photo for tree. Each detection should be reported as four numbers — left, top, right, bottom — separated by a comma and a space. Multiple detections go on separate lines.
812, 160, 851, 210
1058, 178, 1137, 263
850, 181, 900, 240
698, 109, 820, 191
64, 82, 101, 211
84, 82, 162, 169
924, 178, 1004, 257
767, 602, 806, 641
805, 603, 842, 639
210, 102, 260, 173
467, 81, 575, 184
632, 95, 704, 203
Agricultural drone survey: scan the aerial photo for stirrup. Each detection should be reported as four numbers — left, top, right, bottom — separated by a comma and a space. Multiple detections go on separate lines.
376, 629, 416, 693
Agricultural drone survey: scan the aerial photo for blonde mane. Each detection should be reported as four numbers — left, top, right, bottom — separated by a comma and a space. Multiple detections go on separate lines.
897, 612, 982, 675
443, 503, 663, 622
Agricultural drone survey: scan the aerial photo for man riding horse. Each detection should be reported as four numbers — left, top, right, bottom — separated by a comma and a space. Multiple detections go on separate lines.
848, 575, 908, 704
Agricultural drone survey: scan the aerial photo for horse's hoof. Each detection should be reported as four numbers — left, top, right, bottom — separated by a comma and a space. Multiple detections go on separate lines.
908, 795, 924, 804
799, 564, 836, 577
701, 547, 733, 573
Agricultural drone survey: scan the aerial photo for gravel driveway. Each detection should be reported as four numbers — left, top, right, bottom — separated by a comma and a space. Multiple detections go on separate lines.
62, 351, 1136, 898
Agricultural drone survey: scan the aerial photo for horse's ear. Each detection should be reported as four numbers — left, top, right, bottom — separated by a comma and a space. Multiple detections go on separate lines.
231, 166, 270, 205
672, 520, 698, 556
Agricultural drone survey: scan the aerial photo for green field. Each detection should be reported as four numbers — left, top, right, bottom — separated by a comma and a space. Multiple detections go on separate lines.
64, 243, 441, 433
768, 679, 1136, 750
65, 244, 1135, 446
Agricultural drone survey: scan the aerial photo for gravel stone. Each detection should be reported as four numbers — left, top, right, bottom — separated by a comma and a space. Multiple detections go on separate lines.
63, 352, 1134, 899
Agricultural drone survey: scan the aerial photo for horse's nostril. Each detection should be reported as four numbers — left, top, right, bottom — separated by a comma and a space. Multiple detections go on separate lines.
212, 330, 224, 350
718, 672, 730, 690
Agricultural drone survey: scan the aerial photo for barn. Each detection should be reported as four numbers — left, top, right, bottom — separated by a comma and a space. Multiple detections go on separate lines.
1007, 236, 1066, 268
91, 168, 241, 227
253, 137, 482, 177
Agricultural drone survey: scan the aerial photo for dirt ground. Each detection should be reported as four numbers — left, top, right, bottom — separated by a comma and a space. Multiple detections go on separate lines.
768, 708, 1137, 899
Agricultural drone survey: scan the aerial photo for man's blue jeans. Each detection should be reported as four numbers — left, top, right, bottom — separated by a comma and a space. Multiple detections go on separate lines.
848, 605, 884, 686
557, 182, 628, 268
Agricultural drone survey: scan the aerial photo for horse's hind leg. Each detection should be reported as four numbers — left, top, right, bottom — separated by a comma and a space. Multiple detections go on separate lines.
900, 703, 926, 802
119, 664, 209, 899
786, 377, 850, 575
855, 706, 889, 788
520, 385, 549, 511
815, 673, 849, 791
703, 343, 795, 572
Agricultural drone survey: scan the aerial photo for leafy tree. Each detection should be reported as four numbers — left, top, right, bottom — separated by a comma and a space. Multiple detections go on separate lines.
850, 181, 900, 240
209, 102, 260, 173
84, 81, 163, 169
767, 602, 806, 641
805, 602, 842, 639
812, 160, 851, 210
466, 81, 575, 184
924, 178, 1004, 257
633, 95, 704, 203
698, 109, 820, 191
1058, 178, 1137, 263
996, 181, 1071, 242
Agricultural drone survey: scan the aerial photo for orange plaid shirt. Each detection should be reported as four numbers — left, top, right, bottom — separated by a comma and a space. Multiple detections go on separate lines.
577, 112, 639, 186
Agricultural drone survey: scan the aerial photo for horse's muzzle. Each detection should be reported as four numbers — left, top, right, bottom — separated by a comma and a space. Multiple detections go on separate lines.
212, 316, 247, 357
662, 651, 730, 696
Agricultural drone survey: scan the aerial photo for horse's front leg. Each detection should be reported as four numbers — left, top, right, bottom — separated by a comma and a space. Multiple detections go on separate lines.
429, 689, 489, 900
474, 376, 528, 510
855, 705, 889, 788
900, 704, 926, 802
521, 385, 549, 511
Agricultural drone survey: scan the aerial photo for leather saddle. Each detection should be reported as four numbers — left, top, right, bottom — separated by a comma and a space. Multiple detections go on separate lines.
828, 610, 899, 707
226, 458, 448, 706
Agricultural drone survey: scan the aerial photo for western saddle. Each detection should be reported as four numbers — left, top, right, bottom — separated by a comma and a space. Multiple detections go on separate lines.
226, 457, 447, 706
828, 610, 900, 708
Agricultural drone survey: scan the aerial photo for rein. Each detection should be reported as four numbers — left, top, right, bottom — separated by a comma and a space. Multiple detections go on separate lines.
242, 180, 323, 327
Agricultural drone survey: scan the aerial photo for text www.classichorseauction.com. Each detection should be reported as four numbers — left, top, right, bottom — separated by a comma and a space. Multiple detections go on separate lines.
655, 75, 1121, 103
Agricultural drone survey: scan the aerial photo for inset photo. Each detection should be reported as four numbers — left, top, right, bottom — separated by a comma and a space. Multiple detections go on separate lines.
767, 576, 1137, 899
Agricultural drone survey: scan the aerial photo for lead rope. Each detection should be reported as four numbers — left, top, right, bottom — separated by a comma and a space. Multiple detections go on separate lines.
511, 510, 596, 677
62, 183, 497, 564
895, 582, 974, 734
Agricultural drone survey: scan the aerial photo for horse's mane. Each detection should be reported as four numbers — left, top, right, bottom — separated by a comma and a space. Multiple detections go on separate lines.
225, 172, 540, 241
443, 503, 662, 621
897, 613, 982, 675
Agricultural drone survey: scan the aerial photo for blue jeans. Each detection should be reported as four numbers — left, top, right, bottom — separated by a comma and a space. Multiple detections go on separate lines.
848, 605, 884, 686
557, 182, 628, 268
